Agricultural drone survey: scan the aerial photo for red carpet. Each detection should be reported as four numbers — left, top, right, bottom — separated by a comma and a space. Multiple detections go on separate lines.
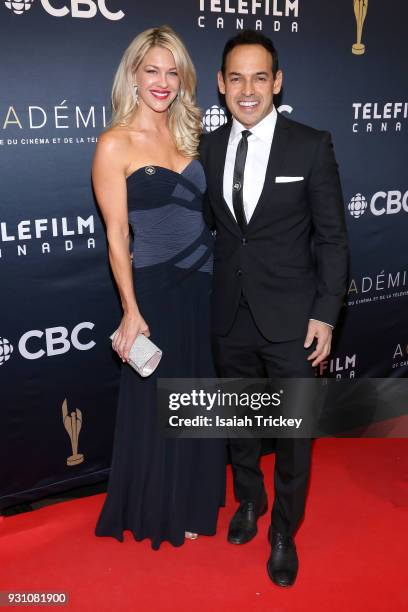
1, 439, 407, 611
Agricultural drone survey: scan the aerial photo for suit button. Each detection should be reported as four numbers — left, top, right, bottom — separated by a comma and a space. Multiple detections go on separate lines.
236, 269, 242, 277
241, 238, 247, 245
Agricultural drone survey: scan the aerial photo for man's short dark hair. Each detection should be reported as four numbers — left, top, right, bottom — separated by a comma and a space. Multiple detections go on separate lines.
221, 30, 279, 77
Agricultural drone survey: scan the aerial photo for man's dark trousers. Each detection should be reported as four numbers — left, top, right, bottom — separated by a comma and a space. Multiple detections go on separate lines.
213, 294, 313, 536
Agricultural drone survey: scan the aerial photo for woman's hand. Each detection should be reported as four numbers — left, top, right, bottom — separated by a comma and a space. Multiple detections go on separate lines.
112, 311, 150, 363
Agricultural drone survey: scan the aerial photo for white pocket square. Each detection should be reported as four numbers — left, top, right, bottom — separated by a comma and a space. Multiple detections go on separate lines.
275, 176, 304, 183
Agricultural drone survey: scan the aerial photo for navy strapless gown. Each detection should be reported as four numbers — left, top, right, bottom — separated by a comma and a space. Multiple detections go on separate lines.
95, 160, 226, 549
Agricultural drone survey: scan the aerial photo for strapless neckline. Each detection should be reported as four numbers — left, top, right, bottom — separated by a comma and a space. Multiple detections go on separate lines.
126, 159, 197, 182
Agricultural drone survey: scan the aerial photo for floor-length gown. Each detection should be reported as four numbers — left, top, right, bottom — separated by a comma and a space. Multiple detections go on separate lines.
95, 159, 226, 549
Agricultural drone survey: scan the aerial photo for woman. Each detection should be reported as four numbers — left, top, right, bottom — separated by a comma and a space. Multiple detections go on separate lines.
92, 26, 226, 549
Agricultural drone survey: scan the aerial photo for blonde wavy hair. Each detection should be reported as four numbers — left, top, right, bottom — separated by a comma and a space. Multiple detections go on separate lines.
110, 25, 202, 158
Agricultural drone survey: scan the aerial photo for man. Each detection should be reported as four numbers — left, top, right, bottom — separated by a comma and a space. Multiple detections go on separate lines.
200, 30, 348, 587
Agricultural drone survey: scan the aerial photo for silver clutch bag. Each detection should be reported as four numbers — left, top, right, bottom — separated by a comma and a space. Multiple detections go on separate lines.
110, 331, 163, 377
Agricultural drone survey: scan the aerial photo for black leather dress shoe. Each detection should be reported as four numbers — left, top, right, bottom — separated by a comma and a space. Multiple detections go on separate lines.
267, 531, 298, 587
227, 495, 268, 545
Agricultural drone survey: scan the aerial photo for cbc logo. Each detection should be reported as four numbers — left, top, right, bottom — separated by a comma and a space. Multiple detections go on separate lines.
0, 337, 14, 366
4, 0, 124, 20
5, 0, 34, 14
348, 193, 368, 218
348, 190, 408, 218
0, 322, 95, 363
202, 106, 228, 133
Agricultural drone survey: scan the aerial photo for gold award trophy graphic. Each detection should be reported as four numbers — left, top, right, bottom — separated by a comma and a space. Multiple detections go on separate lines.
62, 398, 84, 466
352, 0, 368, 55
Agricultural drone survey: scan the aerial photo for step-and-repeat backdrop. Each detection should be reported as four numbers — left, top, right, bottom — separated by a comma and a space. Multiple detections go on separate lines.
1, 1, 407, 509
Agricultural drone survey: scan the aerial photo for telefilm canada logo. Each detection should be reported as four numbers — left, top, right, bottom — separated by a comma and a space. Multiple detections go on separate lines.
0, 322, 96, 365
4, 0, 124, 20
0, 101, 108, 148
352, 102, 407, 134
0, 215, 96, 260
348, 190, 408, 219
197, 0, 300, 32
317, 353, 358, 379
392, 343, 408, 370
347, 269, 408, 306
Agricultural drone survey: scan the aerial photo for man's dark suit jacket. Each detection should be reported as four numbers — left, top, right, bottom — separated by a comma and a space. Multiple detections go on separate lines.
200, 112, 349, 342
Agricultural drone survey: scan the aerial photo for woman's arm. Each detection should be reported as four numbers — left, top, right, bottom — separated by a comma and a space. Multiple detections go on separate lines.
92, 131, 150, 363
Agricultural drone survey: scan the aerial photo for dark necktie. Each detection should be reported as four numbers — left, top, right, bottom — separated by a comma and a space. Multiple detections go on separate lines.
232, 129, 251, 232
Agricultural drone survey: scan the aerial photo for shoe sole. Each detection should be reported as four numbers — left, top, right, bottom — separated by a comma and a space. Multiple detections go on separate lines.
227, 529, 257, 545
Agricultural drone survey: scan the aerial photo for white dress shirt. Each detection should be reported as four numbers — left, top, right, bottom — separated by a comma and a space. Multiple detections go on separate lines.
223, 107, 277, 223
222, 106, 333, 330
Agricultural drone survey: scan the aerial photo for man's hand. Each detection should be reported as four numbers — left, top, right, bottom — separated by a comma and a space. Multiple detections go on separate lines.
304, 320, 332, 367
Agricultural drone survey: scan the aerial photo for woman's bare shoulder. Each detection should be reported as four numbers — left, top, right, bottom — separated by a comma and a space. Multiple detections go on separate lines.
97, 125, 132, 153
94, 125, 149, 177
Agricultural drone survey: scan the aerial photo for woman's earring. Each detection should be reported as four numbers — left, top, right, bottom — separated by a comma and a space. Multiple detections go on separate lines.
133, 84, 139, 104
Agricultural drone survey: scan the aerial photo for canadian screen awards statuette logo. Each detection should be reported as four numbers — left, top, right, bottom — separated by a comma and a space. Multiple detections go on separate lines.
62, 398, 84, 466
352, 0, 368, 55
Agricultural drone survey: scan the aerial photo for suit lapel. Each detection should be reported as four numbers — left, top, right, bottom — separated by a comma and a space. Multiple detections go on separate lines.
246, 113, 291, 230
210, 113, 291, 233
